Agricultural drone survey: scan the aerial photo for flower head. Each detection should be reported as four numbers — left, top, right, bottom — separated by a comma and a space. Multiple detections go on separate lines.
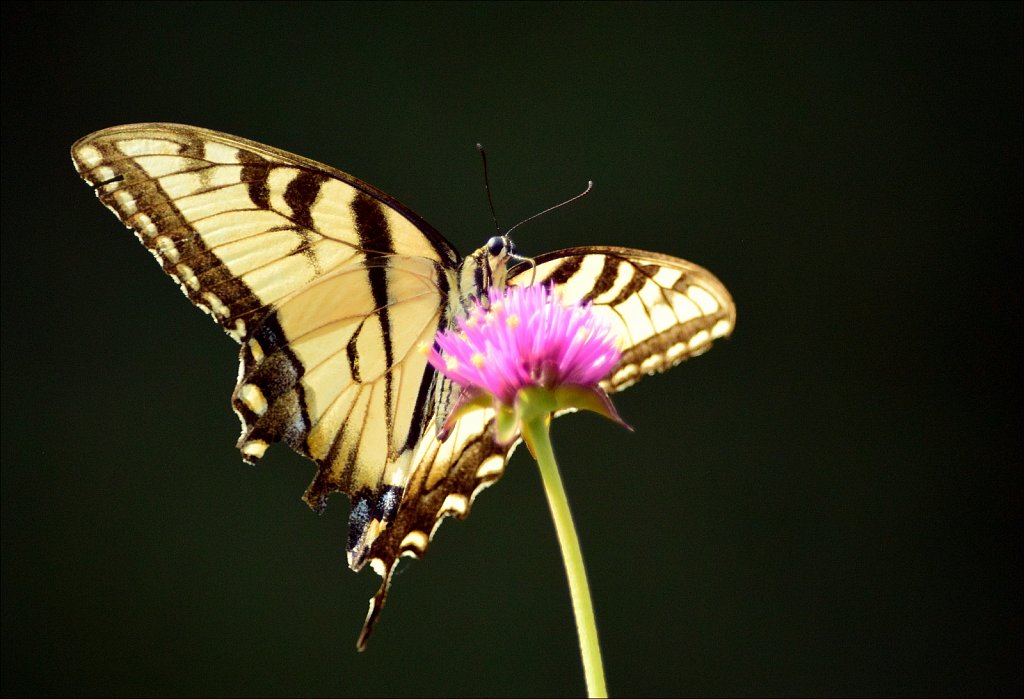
427, 284, 629, 446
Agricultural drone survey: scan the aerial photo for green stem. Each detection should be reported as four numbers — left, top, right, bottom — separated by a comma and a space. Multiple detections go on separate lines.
523, 416, 608, 698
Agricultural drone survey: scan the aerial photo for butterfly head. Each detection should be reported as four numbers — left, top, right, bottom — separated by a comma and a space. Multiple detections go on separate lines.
486, 234, 513, 257
458, 235, 517, 307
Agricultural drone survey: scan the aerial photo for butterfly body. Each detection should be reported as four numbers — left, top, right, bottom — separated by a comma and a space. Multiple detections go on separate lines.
72, 124, 734, 647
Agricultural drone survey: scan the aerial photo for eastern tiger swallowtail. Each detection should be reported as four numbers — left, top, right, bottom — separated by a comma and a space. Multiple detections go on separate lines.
71, 124, 735, 648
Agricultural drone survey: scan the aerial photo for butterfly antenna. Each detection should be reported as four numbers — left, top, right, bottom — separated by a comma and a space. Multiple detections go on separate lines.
504, 181, 594, 238
476, 143, 501, 234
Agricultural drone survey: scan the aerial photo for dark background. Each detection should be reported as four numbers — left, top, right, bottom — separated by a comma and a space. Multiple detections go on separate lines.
2, 2, 1021, 697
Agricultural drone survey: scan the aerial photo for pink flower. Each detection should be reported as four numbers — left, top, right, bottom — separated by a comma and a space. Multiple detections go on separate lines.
427, 284, 629, 445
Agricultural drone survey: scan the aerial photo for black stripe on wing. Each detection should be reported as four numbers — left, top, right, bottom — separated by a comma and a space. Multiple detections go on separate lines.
352, 192, 397, 444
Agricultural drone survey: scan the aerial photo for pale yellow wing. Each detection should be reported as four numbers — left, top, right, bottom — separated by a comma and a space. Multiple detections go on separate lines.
509, 246, 735, 390
71, 123, 460, 567
71, 123, 458, 343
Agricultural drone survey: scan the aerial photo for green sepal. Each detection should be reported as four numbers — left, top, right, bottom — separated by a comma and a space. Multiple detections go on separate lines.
552, 385, 633, 432
494, 404, 521, 447
515, 386, 559, 423
514, 387, 557, 457
514, 384, 631, 457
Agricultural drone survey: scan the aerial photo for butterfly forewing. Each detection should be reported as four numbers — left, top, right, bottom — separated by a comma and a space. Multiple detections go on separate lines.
509, 247, 735, 391
71, 124, 459, 342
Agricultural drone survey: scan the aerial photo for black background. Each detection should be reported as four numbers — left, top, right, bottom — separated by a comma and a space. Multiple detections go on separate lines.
2, 2, 1021, 697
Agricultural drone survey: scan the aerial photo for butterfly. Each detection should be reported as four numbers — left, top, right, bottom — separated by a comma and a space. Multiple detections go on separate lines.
71, 124, 736, 648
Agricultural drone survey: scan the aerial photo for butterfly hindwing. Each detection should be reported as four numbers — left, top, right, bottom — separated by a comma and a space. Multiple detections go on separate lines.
356, 405, 510, 648
233, 254, 449, 499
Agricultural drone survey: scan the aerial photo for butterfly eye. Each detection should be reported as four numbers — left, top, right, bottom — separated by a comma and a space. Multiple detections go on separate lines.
486, 236, 506, 256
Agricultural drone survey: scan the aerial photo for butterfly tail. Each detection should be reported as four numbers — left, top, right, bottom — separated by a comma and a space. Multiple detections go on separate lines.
356, 561, 397, 651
